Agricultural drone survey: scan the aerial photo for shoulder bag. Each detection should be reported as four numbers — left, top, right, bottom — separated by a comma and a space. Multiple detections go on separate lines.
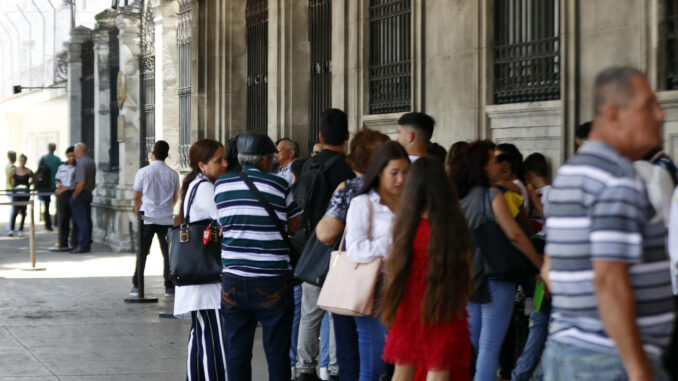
317, 200, 383, 316
168, 179, 222, 285
472, 189, 538, 281
293, 231, 334, 286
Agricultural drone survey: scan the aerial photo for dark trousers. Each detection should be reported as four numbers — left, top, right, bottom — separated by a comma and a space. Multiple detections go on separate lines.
187, 309, 227, 381
57, 191, 77, 248
70, 190, 92, 250
333, 313, 360, 381
132, 223, 171, 288
10, 205, 26, 231
43, 194, 52, 229
221, 272, 294, 381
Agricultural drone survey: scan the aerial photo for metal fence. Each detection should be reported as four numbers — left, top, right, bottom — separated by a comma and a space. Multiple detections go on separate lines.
309, 0, 332, 150
246, 0, 269, 134
368, 0, 411, 115
178, 0, 192, 170
664, 0, 678, 90
493, 0, 561, 104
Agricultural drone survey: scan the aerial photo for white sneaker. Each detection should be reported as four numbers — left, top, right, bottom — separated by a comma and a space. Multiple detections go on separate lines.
7, 231, 13, 237
318, 367, 329, 381
16, 231, 23, 237
290, 366, 296, 380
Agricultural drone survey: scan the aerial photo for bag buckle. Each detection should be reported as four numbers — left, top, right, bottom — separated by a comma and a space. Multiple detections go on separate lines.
180, 225, 190, 242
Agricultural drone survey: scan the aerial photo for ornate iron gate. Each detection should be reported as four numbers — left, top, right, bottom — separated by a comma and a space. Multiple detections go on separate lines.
140, 0, 155, 166
663, 0, 678, 90
246, 0, 268, 134
493, 0, 561, 104
81, 40, 95, 158
368, 0, 411, 115
109, 27, 120, 171
178, 0, 192, 169
308, 0, 331, 150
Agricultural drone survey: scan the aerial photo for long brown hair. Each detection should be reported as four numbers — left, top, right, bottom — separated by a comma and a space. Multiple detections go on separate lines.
179, 139, 224, 222
358, 141, 409, 195
380, 156, 473, 327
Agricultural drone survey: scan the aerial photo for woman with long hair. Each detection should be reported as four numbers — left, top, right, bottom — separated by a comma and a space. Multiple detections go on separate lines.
448, 141, 542, 381
380, 156, 473, 381
8, 154, 33, 237
344, 140, 410, 381
174, 139, 228, 380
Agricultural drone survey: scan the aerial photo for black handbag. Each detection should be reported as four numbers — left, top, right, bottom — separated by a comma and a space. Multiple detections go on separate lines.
293, 231, 333, 286
168, 179, 222, 286
472, 189, 538, 282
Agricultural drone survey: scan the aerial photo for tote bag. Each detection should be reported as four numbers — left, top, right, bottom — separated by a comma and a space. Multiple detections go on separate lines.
317, 201, 383, 316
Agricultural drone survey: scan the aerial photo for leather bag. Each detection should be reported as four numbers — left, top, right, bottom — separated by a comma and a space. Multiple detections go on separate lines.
317, 201, 382, 316
472, 189, 538, 282
168, 179, 222, 286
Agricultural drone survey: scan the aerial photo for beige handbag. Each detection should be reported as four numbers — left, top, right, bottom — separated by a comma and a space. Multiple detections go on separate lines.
317, 201, 383, 316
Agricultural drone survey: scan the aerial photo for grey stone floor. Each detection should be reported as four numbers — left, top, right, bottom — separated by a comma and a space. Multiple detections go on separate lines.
0, 207, 268, 380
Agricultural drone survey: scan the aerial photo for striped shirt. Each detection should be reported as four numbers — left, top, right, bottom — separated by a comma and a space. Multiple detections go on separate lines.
214, 166, 302, 277
545, 140, 675, 359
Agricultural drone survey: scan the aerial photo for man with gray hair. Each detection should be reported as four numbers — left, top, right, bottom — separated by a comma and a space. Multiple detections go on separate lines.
275, 138, 299, 185
541, 67, 674, 380
70, 143, 96, 253
214, 132, 302, 381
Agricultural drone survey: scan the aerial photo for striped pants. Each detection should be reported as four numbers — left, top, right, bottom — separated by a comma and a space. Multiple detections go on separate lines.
187, 309, 227, 381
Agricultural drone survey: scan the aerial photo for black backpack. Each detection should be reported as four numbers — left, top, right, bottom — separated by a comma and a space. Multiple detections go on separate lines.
292, 154, 341, 239
35, 158, 51, 190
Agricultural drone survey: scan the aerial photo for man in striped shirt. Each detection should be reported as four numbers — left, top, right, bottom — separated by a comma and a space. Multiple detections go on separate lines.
215, 132, 302, 381
541, 67, 675, 380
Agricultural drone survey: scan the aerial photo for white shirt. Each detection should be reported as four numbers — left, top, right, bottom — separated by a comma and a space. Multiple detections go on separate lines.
174, 174, 222, 318
635, 161, 674, 227
133, 160, 180, 224
345, 190, 395, 263
55, 163, 76, 189
277, 159, 295, 185
512, 179, 529, 211
408, 155, 420, 163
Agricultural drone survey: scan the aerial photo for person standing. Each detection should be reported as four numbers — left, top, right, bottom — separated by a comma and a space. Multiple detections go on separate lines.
5, 151, 16, 232
8, 154, 34, 237
542, 67, 674, 380
175, 139, 228, 381
70, 143, 96, 253
131, 140, 180, 296
37, 143, 61, 231
395, 112, 434, 162
215, 132, 302, 381
275, 138, 299, 185
52, 146, 78, 251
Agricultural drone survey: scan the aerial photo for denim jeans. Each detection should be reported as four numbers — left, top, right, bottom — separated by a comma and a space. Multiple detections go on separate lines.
319, 313, 330, 368
541, 340, 670, 381
511, 299, 551, 381
467, 280, 516, 381
221, 272, 294, 381
297, 282, 337, 374
333, 313, 360, 381
290, 284, 302, 368
354, 315, 388, 381
70, 190, 92, 249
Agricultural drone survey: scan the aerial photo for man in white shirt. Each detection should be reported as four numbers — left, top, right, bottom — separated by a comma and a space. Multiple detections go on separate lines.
395, 112, 435, 162
131, 140, 180, 296
275, 138, 299, 185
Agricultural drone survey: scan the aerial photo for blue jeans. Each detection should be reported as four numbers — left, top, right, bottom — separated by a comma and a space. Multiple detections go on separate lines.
541, 340, 670, 381
290, 284, 302, 368
319, 313, 330, 368
467, 280, 516, 381
221, 272, 294, 381
354, 315, 388, 381
511, 299, 551, 381
333, 313, 360, 381
70, 190, 92, 249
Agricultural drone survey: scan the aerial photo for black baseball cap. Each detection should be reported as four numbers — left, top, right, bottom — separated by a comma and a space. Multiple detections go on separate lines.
236, 132, 278, 155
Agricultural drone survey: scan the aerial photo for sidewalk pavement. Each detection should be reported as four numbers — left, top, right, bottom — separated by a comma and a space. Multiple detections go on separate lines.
0, 205, 268, 380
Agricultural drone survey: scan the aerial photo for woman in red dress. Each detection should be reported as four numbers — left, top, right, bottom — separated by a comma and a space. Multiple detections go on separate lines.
380, 156, 474, 381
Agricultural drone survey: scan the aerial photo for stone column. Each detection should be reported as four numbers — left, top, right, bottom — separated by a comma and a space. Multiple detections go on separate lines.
93, 10, 118, 171
67, 26, 93, 144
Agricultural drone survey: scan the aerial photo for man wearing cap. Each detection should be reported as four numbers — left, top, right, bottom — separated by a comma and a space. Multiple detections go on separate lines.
214, 132, 302, 381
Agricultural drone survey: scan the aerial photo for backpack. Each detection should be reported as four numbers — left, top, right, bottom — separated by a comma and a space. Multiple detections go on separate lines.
292, 154, 342, 239
35, 158, 51, 190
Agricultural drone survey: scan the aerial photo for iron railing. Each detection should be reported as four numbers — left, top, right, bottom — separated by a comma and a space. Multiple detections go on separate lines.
309, 0, 331, 150
246, 0, 268, 134
109, 27, 120, 171
81, 40, 95, 158
178, 0, 192, 169
368, 0, 411, 115
140, 0, 155, 166
664, 0, 678, 90
493, 0, 561, 104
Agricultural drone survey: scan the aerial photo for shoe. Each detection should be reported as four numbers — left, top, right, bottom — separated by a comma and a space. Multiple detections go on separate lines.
7, 231, 13, 237
49, 246, 73, 252
129, 287, 139, 296
16, 231, 23, 237
318, 368, 329, 381
45, 227, 53, 232
291, 367, 296, 380
164, 287, 175, 297
298, 372, 320, 381
71, 247, 90, 254
329, 376, 338, 381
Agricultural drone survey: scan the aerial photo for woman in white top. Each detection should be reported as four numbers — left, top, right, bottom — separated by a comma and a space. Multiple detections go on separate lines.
344, 141, 410, 381
175, 139, 227, 381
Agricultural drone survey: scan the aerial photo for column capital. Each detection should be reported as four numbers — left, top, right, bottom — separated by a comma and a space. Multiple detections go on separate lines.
67, 26, 92, 63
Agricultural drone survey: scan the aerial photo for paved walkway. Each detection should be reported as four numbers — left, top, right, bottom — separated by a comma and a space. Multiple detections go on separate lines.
0, 206, 268, 380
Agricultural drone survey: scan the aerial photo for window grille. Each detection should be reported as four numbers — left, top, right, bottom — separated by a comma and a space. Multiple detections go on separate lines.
368, 0, 411, 115
309, 0, 331, 150
246, 0, 268, 134
140, 0, 155, 166
663, 0, 678, 90
178, 0, 192, 169
493, 0, 561, 104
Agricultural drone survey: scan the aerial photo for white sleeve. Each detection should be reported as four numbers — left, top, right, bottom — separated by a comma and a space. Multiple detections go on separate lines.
132, 169, 144, 192
345, 195, 392, 263
668, 187, 678, 294
194, 181, 218, 220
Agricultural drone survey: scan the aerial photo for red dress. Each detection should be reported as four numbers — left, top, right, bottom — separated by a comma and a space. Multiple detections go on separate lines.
382, 218, 470, 379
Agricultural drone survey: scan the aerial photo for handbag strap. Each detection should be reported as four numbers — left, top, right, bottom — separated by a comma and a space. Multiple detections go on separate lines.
184, 178, 207, 224
238, 171, 297, 254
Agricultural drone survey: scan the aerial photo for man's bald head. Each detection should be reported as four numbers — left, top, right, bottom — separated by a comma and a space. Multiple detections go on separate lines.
74, 143, 87, 159
593, 66, 645, 116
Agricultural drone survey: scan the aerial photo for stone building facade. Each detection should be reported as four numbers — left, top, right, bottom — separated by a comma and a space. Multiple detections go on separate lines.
67, 0, 678, 251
